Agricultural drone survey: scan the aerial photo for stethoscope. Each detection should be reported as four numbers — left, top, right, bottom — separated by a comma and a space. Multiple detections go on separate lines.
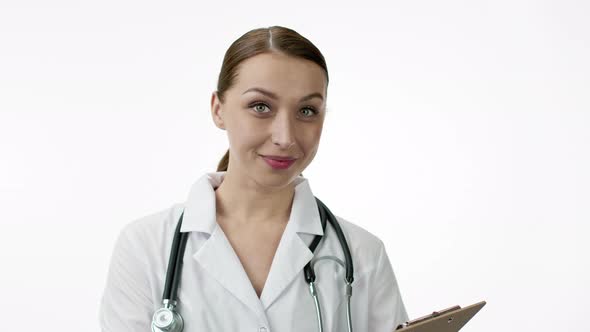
151, 196, 355, 332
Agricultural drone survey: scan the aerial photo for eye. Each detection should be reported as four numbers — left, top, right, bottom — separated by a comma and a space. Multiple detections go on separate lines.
249, 102, 319, 117
250, 102, 271, 114
300, 107, 319, 117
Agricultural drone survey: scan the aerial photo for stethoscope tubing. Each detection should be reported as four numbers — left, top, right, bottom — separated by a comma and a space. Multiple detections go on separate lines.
162, 212, 189, 304
154, 196, 354, 332
315, 197, 354, 284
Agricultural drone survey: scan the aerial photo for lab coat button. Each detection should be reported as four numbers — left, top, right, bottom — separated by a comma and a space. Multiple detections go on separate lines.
259, 327, 267, 332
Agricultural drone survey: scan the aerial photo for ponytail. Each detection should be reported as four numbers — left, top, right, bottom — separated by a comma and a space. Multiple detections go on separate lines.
216, 149, 230, 172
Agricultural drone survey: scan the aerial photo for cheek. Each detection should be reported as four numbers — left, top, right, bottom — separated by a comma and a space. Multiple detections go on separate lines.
301, 128, 323, 156
228, 129, 257, 148
304, 126, 323, 144
226, 119, 265, 150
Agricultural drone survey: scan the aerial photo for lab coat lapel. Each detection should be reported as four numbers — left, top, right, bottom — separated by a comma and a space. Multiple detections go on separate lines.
192, 223, 266, 317
259, 225, 314, 310
259, 178, 324, 310
182, 172, 266, 316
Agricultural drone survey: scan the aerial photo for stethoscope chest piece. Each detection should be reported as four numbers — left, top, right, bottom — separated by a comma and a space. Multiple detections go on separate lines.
151, 301, 184, 332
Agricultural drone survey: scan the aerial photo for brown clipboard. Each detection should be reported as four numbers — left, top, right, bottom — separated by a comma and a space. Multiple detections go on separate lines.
394, 300, 486, 332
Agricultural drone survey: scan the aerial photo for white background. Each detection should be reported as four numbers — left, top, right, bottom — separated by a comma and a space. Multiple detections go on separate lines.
1, 0, 588, 331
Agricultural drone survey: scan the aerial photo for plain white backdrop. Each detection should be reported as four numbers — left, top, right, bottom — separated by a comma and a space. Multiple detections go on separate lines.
1, 0, 588, 331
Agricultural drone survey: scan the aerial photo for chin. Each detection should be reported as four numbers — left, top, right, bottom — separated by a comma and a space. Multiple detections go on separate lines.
254, 168, 300, 187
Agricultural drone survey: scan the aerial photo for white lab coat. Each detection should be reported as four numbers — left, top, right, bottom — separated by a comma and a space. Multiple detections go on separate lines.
99, 171, 409, 332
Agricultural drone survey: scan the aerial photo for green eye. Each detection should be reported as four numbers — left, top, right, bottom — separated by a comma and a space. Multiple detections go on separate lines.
252, 103, 270, 113
249, 102, 319, 117
301, 107, 318, 117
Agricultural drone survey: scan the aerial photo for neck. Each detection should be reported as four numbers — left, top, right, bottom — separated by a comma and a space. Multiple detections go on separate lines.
214, 170, 296, 225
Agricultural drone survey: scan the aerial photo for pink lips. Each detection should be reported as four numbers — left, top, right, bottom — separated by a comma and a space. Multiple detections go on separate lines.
261, 155, 297, 170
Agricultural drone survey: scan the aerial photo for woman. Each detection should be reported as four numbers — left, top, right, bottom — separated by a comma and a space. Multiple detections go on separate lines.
99, 25, 408, 332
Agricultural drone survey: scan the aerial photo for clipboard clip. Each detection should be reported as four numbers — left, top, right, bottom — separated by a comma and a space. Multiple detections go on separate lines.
396, 305, 461, 330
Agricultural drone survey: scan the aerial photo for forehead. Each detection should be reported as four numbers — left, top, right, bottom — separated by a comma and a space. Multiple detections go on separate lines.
232, 52, 327, 98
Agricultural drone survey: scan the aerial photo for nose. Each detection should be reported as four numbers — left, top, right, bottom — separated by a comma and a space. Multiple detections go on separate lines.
271, 110, 296, 149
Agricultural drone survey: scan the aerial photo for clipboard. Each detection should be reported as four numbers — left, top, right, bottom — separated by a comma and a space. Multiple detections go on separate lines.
394, 301, 486, 332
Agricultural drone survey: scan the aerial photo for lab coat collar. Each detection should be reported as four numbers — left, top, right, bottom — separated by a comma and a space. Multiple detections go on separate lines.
180, 171, 324, 236
180, 171, 325, 315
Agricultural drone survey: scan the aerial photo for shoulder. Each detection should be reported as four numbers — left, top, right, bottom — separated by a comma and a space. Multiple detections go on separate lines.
331, 214, 390, 275
333, 214, 386, 252
114, 203, 183, 257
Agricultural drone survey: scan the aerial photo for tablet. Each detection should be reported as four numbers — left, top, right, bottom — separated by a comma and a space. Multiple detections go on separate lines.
394, 301, 486, 332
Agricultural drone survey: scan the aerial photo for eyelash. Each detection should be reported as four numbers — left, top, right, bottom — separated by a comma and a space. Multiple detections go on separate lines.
248, 102, 319, 117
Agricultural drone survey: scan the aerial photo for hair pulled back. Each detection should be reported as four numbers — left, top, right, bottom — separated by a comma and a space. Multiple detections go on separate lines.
214, 26, 329, 174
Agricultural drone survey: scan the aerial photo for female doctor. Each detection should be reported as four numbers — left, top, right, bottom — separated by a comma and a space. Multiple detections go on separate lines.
99, 25, 409, 332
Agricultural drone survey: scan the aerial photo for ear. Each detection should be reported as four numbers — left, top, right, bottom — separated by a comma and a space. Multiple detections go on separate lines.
210, 91, 226, 130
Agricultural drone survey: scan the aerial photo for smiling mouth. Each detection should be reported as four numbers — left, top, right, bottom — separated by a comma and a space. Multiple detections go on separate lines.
259, 154, 297, 161
260, 155, 297, 169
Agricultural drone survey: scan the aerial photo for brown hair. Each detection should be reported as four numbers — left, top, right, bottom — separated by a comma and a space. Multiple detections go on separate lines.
214, 26, 329, 174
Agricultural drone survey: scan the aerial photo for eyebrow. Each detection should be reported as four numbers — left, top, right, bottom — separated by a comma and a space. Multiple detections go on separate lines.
242, 87, 324, 102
